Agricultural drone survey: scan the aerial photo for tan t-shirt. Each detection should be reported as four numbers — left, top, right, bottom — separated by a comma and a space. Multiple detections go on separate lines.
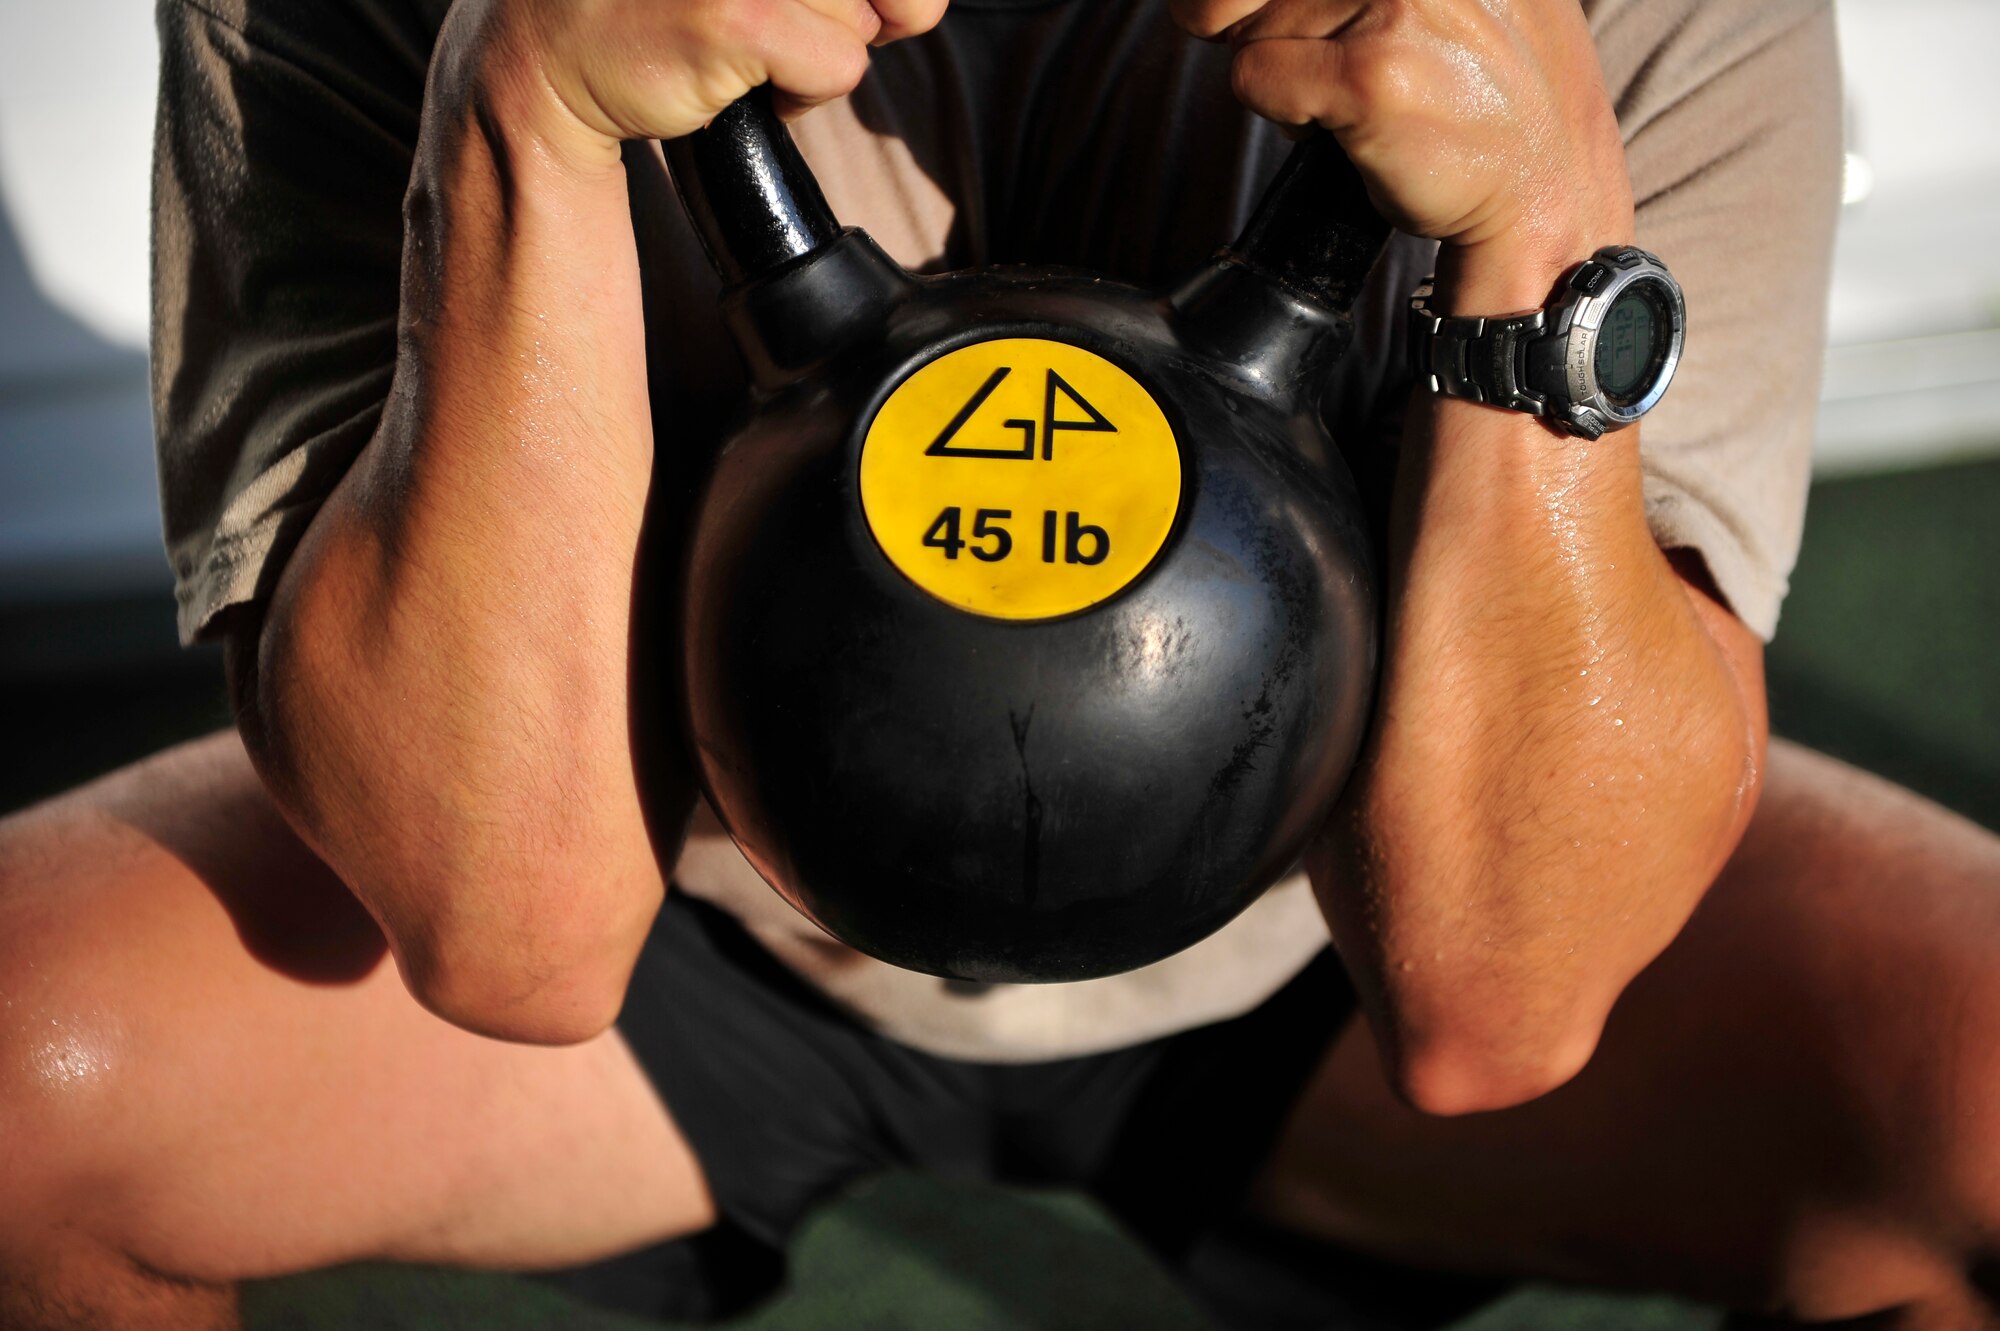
153, 0, 1841, 1061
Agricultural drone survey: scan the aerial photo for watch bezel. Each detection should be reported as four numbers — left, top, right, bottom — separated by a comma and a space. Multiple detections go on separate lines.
1554, 249, 1686, 437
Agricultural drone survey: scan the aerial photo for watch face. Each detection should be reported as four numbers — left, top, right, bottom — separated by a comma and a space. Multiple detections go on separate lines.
1594, 279, 1675, 406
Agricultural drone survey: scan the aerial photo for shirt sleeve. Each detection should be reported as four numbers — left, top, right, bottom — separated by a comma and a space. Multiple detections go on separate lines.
150, 0, 432, 643
1592, 0, 1843, 640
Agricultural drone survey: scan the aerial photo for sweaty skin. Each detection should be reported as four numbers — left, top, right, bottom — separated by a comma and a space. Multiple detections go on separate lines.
234, 0, 946, 1043
25, 5, 2000, 1331
245, 0, 1755, 1105
1173, 0, 1766, 1114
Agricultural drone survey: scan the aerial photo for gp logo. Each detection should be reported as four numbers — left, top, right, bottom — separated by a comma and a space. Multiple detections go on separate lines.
859, 338, 1183, 619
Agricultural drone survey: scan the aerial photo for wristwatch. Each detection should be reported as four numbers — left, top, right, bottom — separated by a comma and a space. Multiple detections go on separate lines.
1408, 246, 1686, 440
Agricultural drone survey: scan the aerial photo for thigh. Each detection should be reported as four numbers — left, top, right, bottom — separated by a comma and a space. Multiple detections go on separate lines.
1249, 740, 2000, 1322
0, 731, 714, 1285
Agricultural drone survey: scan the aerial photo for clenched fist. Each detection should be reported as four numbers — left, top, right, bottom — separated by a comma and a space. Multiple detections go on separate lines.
441, 0, 947, 168
1173, 0, 1634, 308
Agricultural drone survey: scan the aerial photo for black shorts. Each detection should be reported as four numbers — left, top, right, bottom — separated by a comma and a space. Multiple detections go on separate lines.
617, 891, 1357, 1258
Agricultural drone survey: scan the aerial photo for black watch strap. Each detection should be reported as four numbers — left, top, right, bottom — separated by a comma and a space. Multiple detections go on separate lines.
1407, 283, 1551, 417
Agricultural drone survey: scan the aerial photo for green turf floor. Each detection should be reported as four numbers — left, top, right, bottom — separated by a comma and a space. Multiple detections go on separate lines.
6, 457, 1997, 1328
241, 1175, 1727, 1331
1764, 457, 2000, 830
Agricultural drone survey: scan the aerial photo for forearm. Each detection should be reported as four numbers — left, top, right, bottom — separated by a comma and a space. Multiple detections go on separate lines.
1315, 382, 1766, 1111
1177, 0, 1788, 1113
242, 31, 662, 1041
1312, 209, 1767, 1113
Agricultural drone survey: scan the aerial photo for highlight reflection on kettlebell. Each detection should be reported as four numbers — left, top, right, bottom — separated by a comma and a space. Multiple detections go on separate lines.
665, 88, 1386, 983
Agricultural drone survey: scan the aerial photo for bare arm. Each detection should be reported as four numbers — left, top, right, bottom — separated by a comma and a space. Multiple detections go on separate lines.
233, 0, 932, 1042
1316, 389, 1767, 1115
1177, 0, 1769, 1112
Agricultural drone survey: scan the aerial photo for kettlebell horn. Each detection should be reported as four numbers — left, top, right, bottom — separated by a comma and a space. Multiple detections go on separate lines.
1228, 134, 1388, 316
665, 86, 842, 284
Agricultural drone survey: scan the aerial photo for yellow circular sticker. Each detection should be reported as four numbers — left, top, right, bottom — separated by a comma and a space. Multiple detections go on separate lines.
859, 338, 1182, 620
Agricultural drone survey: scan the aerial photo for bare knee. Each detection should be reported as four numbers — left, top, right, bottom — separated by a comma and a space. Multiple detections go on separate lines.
0, 741, 294, 1326
1736, 756, 2000, 1327
0, 806, 204, 1326
1917, 979, 2000, 1330
1740, 1211, 2000, 1327
0, 783, 158, 1231
0, 793, 140, 1193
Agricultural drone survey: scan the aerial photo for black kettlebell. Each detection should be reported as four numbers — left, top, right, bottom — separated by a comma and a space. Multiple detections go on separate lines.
666, 89, 1385, 983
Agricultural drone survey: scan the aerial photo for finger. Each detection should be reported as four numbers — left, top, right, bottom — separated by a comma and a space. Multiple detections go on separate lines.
1174, 0, 1370, 43
866, 0, 948, 44
746, 1, 874, 117
1229, 36, 1357, 129
793, 0, 885, 44
1168, 0, 1269, 41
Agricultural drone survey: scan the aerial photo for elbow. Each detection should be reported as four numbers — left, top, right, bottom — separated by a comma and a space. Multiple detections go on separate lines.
393, 876, 659, 1045
1713, 695, 1768, 869
232, 638, 659, 1047
1678, 558, 1772, 867
1389, 1015, 1604, 1117
403, 953, 632, 1047
225, 546, 666, 1046
1669, 664, 1768, 900
1376, 729, 1760, 1120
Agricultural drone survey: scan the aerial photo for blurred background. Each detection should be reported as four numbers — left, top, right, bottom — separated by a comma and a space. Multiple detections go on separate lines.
0, 1, 1996, 1327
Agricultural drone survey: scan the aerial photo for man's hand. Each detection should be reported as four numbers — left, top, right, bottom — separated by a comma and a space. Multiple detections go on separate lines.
460, 0, 946, 172
1173, 0, 1630, 307
242, 0, 942, 1045
1173, 0, 1768, 1114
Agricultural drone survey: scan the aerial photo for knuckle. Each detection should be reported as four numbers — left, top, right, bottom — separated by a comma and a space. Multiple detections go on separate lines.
844, 0, 884, 42
829, 35, 872, 89
1346, 48, 1412, 115
715, 0, 774, 50
680, 0, 756, 65
1170, 0, 1235, 41
878, 0, 947, 38
788, 32, 869, 100
691, 59, 758, 117
1229, 42, 1303, 122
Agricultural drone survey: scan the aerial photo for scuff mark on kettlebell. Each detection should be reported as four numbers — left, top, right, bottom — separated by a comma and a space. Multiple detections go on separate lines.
1210, 681, 1278, 804
1009, 705, 1043, 909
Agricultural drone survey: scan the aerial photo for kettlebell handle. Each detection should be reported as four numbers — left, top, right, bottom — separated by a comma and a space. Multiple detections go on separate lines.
663, 87, 843, 285
666, 89, 1386, 311
1223, 133, 1384, 316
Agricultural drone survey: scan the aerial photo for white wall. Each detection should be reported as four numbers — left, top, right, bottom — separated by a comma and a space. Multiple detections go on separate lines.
0, 0, 157, 349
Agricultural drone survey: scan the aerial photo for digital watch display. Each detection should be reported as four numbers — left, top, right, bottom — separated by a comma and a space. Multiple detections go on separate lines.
1409, 247, 1686, 439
